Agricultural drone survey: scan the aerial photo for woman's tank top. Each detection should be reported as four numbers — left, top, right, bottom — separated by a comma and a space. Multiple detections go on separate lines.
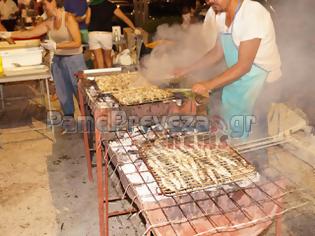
48, 10, 82, 56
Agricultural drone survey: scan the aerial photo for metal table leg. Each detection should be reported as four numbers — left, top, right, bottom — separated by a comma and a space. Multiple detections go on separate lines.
44, 77, 55, 140
0, 84, 4, 111
39, 79, 46, 107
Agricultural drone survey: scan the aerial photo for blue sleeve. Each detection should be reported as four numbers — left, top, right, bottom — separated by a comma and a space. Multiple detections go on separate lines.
63, 0, 70, 11
83, 0, 88, 11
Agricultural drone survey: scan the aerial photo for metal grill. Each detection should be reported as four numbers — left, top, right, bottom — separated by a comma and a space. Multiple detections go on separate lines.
104, 125, 315, 236
138, 134, 257, 196
81, 76, 192, 114
91, 71, 177, 106
94, 71, 140, 94
112, 87, 175, 106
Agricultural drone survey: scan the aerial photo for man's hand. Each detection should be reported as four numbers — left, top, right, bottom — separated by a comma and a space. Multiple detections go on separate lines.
192, 82, 210, 97
41, 40, 57, 52
0, 31, 12, 39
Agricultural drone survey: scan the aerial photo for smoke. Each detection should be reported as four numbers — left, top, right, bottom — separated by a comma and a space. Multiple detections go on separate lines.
139, 20, 218, 87
271, 0, 315, 124
139, 0, 315, 129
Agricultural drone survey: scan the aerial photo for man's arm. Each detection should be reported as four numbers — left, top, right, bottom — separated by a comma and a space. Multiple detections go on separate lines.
85, 7, 91, 25
114, 7, 136, 30
74, 6, 89, 23
193, 38, 261, 95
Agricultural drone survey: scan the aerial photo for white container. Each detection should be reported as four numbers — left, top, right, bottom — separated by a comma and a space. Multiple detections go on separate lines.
0, 47, 43, 69
112, 26, 121, 42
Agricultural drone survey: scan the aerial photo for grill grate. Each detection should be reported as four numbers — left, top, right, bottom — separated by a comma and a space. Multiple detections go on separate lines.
95, 71, 139, 94
104, 126, 315, 235
138, 134, 257, 196
112, 87, 175, 106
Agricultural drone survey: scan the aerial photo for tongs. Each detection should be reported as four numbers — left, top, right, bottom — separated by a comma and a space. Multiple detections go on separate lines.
167, 88, 209, 105
161, 74, 184, 84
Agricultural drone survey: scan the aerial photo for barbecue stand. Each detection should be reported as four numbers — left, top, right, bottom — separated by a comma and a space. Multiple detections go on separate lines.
77, 69, 315, 236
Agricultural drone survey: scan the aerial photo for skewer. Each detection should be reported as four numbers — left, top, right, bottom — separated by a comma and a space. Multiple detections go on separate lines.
234, 134, 290, 153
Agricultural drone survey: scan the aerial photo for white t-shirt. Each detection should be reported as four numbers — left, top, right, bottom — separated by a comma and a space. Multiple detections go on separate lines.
216, 0, 282, 82
203, 7, 217, 51
0, 0, 18, 20
204, 7, 216, 24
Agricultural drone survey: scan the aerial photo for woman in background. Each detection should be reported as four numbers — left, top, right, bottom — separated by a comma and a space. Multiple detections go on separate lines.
0, 0, 86, 132
64, 0, 90, 44
86, 0, 140, 68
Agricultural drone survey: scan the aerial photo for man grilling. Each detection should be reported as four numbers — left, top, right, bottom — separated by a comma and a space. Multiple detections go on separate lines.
175, 0, 281, 140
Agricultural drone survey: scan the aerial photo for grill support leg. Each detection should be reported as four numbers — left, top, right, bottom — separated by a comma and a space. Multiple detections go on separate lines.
104, 143, 109, 236
78, 80, 93, 182
95, 111, 106, 236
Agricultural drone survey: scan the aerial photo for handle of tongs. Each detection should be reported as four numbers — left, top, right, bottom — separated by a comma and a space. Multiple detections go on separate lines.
167, 88, 209, 105
194, 94, 209, 106
162, 74, 185, 83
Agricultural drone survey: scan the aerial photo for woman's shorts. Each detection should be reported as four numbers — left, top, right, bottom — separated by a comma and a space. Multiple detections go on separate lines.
88, 31, 112, 50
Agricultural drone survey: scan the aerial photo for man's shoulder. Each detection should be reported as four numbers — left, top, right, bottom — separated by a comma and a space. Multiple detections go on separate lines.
237, 0, 271, 25
204, 7, 215, 22
242, 0, 270, 16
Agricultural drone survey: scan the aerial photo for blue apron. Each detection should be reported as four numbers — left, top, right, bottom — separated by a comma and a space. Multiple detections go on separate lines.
219, 1, 269, 140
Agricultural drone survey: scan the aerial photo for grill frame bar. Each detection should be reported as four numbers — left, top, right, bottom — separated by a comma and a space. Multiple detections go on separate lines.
77, 70, 315, 236
104, 125, 314, 236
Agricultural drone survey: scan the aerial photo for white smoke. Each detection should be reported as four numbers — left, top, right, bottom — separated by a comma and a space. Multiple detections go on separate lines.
139, 19, 218, 86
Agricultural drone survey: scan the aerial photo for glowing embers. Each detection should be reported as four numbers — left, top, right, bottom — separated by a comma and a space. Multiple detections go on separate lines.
139, 134, 257, 196
112, 87, 174, 106
95, 71, 139, 93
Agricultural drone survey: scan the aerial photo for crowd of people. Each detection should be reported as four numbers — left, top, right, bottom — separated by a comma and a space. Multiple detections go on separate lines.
0, 0, 140, 133
0, 0, 139, 66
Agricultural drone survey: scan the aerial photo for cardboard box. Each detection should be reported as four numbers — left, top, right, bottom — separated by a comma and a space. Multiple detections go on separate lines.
0, 47, 43, 68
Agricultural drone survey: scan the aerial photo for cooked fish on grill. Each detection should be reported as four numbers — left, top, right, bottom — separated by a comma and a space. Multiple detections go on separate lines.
112, 87, 173, 105
139, 140, 257, 195
95, 72, 139, 93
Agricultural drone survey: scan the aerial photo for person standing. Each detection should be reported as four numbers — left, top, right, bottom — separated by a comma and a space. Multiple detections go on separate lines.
0, 0, 87, 133
64, 0, 90, 44
0, 0, 19, 30
86, 0, 140, 68
175, 0, 281, 141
